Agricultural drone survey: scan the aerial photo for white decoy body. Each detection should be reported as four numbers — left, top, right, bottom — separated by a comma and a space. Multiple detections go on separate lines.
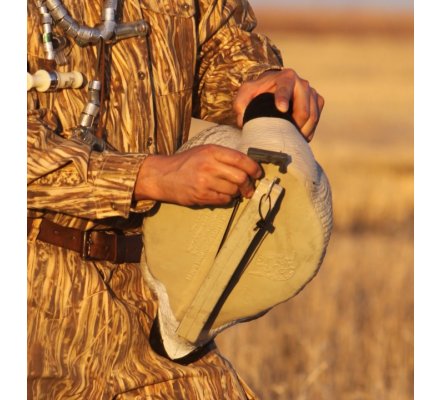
141, 94, 333, 359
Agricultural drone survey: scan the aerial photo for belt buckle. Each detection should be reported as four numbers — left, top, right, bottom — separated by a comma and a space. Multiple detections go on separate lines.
81, 230, 93, 260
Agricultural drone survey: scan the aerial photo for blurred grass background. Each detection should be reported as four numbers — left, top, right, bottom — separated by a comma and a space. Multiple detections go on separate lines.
217, 5, 414, 400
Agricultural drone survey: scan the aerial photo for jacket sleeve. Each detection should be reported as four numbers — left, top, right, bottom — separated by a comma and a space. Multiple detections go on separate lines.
26, 1, 155, 220
193, 0, 284, 125
27, 109, 155, 220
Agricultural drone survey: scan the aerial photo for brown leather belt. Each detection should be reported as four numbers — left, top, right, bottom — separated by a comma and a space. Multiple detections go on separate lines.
28, 218, 143, 264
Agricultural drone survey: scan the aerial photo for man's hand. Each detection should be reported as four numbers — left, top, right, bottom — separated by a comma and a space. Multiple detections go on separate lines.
233, 68, 325, 142
134, 145, 262, 206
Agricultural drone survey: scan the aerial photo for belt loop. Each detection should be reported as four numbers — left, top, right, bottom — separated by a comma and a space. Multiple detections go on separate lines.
27, 218, 43, 242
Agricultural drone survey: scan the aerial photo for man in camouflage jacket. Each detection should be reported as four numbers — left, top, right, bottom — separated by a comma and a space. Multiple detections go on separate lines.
27, 0, 324, 398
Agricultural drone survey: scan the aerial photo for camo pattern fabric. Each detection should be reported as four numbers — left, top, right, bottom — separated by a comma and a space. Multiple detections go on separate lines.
27, 0, 282, 398
27, 222, 257, 399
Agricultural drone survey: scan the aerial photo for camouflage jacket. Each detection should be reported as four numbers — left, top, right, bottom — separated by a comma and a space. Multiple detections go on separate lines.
27, 0, 283, 230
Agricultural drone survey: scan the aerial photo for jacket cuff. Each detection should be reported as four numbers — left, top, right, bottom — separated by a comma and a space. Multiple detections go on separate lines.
88, 151, 155, 219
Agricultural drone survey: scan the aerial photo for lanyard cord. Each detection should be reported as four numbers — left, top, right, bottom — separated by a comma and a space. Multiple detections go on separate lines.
95, 38, 107, 141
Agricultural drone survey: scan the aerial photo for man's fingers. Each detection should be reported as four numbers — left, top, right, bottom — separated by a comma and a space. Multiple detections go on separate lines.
211, 146, 262, 180
194, 176, 254, 205
234, 83, 271, 127
207, 177, 240, 198
233, 69, 324, 143
203, 191, 234, 206
292, 78, 312, 129
274, 70, 295, 113
233, 70, 281, 127
211, 164, 254, 196
299, 88, 321, 141
209, 176, 255, 199
212, 146, 261, 198
233, 84, 255, 128
136, 144, 263, 206
274, 84, 293, 113
212, 149, 260, 198
317, 93, 325, 113
189, 145, 261, 201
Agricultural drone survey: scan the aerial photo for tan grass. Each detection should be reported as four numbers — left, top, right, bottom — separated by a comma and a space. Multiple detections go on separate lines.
218, 231, 413, 400
216, 22, 413, 400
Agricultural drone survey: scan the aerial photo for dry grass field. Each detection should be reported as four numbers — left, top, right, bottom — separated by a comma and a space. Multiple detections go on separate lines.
216, 10, 414, 400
